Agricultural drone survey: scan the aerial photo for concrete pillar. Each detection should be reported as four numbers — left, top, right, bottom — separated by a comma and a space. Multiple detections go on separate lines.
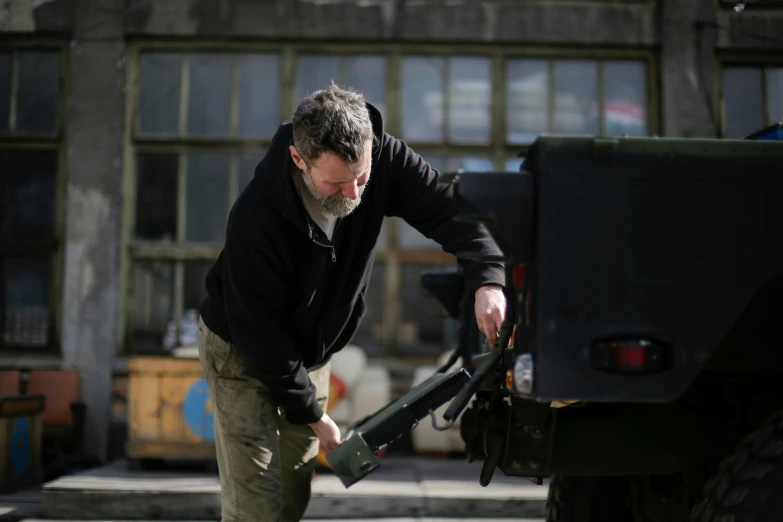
60, 0, 126, 462
660, 0, 720, 138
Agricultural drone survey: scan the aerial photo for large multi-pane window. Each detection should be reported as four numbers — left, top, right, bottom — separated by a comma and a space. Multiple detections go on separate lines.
125, 44, 653, 358
722, 65, 783, 138
0, 47, 64, 352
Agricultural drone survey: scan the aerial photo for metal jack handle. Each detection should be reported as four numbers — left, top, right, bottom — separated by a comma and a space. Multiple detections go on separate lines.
429, 409, 454, 432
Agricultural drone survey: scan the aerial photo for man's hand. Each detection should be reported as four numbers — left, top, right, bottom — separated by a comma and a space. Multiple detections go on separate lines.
309, 413, 342, 454
474, 284, 507, 347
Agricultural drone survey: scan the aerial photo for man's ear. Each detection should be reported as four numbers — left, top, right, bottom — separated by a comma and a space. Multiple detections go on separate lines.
289, 145, 305, 171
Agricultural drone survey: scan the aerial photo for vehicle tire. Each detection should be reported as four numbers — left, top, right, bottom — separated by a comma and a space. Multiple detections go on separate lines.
690, 409, 783, 521
547, 475, 635, 522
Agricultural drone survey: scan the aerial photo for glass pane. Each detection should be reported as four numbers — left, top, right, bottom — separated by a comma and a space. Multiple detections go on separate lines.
295, 55, 339, 103
400, 263, 455, 356
450, 156, 494, 172
449, 57, 491, 144
604, 61, 647, 137
187, 53, 232, 137
134, 153, 178, 242
402, 56, 444, 142
238, 54, 280, 138
767, 68, 783, 125
185, 154, 229, 243
181, 260, 213, 347
399, 153, 444, 250
1, 149, 57, 242
4, 257, 50, 347
16, 51, 60, 135
130, 260, 175, 353
344, 56, 387, 118
237, 154, 263, 195
507, 60, 549, 143
137, 53, 182, 136
349, 261, 385, 356
0, 53, 10, 133
506, 156, 524, 172
723, 68, 765, 139
554, 60, 599, 135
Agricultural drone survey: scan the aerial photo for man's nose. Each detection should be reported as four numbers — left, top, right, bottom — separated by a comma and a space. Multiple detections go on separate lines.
342, 181, 359, 200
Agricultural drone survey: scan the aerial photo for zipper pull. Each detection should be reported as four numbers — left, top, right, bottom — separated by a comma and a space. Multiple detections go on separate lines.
331, 248, 336, 262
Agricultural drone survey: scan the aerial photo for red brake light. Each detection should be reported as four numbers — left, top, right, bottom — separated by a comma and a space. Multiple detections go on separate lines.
592, 338, 670, 374
512, 265, 526, 289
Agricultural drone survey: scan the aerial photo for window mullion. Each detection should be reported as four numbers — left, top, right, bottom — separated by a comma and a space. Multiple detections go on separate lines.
228, 154, 238, 207
280, 47, 295, 121
443, 56, 451, 148
598, 60, 606, 136
762, 67, 770, 126
492, 51, 505, 170
230, 54, 239, 138
547, 60, 555, 133
179, 55, 190, 138
9, 50, 19, 133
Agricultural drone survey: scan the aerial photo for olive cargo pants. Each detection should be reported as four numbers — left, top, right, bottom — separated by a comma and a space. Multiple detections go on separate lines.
197, 316, 330, 521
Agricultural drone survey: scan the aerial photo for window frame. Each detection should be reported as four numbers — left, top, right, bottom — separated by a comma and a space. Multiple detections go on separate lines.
0, 42, 68, 355
718, 55, 783, 138
120, 40, 659, 356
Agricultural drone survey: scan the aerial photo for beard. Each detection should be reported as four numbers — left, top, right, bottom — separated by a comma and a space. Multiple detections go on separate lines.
300, 170, 365, 218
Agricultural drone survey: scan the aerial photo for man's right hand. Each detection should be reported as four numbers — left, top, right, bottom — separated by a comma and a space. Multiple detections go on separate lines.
309, 413, 342, 454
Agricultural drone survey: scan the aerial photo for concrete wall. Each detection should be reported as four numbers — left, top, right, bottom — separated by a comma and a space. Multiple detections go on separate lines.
1, 0, 783, 462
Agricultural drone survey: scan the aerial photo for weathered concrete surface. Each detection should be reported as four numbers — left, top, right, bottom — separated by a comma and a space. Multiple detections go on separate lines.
660, 0, 720, 139
715, 8, 783, 48
0, 0, 71, 33
123, 0, 656, 46
60, 0, 126, 463
39, 457, 548, 520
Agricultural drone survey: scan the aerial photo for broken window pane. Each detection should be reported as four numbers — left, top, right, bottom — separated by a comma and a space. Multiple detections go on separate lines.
295, 55, 339, 103
344, 56, 387, 119
0, 149, 57, 242
723, 67, 765, 138
134, 153, 178, 242
237, 54, 280, 138
16, 51, 60, 135
4, 257, 50, 347
185, 153, 229, 243
449, 57, 491, 144
507, 59, 549, 144
402, 56, 444, 143
137, 53, 182, 136
554, 60, 599, 135
604, 61, 647, 137
187, 53, 232, 137
0, 53, 10, 133
130, 260, 175, 353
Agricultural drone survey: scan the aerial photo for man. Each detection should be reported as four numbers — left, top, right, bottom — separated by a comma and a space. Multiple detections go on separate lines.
198, 83, 507, 521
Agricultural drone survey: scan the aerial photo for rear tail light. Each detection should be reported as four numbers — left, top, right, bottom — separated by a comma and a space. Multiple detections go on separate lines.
591, 338, 670, 374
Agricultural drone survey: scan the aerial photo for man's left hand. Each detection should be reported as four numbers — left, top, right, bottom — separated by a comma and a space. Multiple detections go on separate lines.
474, 284, 507, 347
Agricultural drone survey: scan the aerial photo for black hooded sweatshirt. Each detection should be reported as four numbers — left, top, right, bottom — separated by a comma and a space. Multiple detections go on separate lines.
200, 102, 505, 425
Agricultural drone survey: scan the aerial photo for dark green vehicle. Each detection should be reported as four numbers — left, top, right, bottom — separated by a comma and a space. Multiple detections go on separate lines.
328, 123, 783, 522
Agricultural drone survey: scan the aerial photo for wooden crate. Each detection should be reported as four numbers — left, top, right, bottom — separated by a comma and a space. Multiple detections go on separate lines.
0, 394, 44, 493
126, 356, 215, 462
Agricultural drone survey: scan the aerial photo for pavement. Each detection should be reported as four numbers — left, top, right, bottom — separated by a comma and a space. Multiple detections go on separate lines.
1, 456, 550, 521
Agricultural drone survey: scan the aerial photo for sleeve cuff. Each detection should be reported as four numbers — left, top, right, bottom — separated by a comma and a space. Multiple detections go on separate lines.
467, 263, 507, 295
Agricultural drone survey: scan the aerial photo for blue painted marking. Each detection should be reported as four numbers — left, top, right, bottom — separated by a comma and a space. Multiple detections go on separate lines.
182, 378, 215, 441
11, 417, 30, 476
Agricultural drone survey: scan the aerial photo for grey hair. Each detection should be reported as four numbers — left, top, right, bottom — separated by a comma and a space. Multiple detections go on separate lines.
292, 82, 375, 167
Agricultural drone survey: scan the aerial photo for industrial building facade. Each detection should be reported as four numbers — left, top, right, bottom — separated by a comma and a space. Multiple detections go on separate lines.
1, 0, 782, 460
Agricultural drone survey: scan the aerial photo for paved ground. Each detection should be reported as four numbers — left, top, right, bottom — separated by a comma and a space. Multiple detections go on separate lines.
2, 456, 550, 521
